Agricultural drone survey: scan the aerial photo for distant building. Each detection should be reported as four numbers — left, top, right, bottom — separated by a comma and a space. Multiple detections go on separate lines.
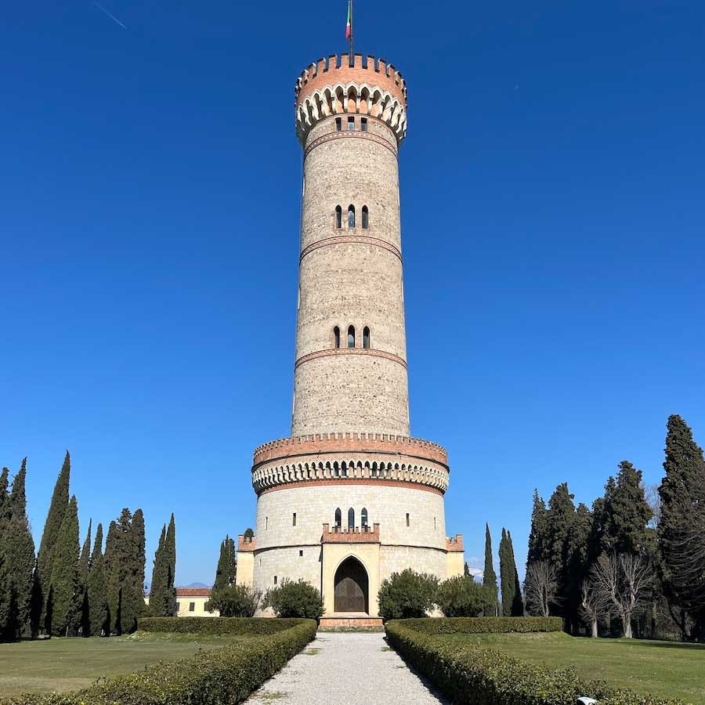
144, 587, 219, 617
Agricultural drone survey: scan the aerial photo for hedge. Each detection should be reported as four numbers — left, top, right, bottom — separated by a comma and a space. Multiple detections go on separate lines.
386, 620, 684, 705
398, 616, 562, 635
138, 616, 309, 636
2, 620, 317, 705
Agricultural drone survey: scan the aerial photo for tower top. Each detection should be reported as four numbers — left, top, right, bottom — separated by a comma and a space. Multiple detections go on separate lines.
295, 54, 408, 145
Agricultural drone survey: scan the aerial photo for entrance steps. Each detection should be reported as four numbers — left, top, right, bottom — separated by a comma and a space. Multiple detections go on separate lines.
319, 613, 384, 630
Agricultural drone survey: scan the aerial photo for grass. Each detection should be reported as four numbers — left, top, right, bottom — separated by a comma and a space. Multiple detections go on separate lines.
0, 632, 243, 697
441, 631, 705, 703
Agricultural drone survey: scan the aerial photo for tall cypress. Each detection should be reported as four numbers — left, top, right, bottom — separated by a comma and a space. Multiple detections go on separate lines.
148, 524, 172, 616
104, 518, 120, 634
658, 415, 705, 627
0, 461, 36, 640
165, 513, 176, 614
482, 524, 498, 616
49, 495, 80, 636
567, 501, 593, 632
545, 483, 576, 624
526, 489, 550, 568
78, 520, 92, 635
36, 451, 71, 632
127, 509, 146, 631
0, 467, 11, 635
86, 523, 107, 636
213, 535, 237, 590
507, 531, 524, 616
499, 528, 515, 616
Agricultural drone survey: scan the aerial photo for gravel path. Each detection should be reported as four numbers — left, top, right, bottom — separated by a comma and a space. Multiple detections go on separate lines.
245, 632, 446, 704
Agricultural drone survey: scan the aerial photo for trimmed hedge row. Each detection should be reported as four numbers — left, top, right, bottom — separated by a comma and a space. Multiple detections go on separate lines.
386, 620, 684, 705
399, 616, 562, 635
2, 620, 317, 705
138, 616, 309, 636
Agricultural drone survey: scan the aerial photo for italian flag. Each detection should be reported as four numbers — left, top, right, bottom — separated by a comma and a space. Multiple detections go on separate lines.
345, 0, 352, 40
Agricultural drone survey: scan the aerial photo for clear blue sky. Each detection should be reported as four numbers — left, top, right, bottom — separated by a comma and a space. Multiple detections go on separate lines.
2, 0, 704, 585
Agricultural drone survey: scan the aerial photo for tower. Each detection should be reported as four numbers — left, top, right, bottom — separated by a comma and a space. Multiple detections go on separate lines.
236, 54, 464, 624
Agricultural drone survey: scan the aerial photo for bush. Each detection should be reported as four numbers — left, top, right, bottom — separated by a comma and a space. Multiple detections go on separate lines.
138, 616, 308, 635
377, 569, 439, 621
205, 585, 261, 617
2, 620, 317, 705
436, 576, 497, 617
386, 620, 684, 705
399, 616, 563, 635
263, 579, 324, 620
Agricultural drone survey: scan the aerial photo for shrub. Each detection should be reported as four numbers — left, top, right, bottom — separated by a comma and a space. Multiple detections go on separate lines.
138, 616, 307, 635
436, 576, 497, 617
205, 585, 261, 617
1, 620, 317, 705
263, 579, 324, 620
377, 569, 439, 621
386, 620, 684, 705
400, 616, 563, 635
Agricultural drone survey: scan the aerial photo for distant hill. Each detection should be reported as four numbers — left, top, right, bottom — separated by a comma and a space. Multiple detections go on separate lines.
185, 582, 209, 588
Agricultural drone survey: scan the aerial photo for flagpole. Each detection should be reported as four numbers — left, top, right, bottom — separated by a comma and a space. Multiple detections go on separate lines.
349, 0, 354, 66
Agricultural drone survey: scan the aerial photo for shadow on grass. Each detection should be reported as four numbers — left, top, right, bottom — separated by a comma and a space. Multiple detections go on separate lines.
618, 640, 705, 651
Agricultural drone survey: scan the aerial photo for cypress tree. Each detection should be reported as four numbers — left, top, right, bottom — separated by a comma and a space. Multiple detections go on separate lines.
545, 483, 577, 623
507, 531, 524, 616
49, 495, 80, 636
482, 524, 498, 616
86, 523, 107, 636
165, 513, 176, 614
0, 467, 11, 636
127, 509, 146, 631
213, 535, 237, 590
36, 451, 71, 632
104, 518, 121, 634
78, 520, 91, 635
499, 528, 515, 616
658, 415, 705, 630
527, 490, 550, 567
148, 524, 173, 617
567, 502, 593, 633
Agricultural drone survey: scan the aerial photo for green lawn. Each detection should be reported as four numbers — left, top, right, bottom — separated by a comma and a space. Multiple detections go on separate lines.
442, 632, 705, 703
0, 632, 241, 697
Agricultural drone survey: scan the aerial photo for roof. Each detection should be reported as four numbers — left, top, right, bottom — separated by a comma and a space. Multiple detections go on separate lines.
176, 587, 211, 597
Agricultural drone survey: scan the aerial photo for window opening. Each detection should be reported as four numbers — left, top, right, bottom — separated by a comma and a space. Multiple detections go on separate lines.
348, 116, 355, 131
348, 205, 356, 228
334, 508, 342, 528
299, 550, 304, 557
348, 325, 355, 348
361, 508, 368, 529
362, 206, 369, 229
176, 602, 181, 611
334, 326, 341, 348
348, 507, 355, 529
335, 205, 342, 229
265, 516, 268, 530
406, 513, 410, 527
274, 576, 277, 585
293, 512, 297, 527
335, 118, 342, 132
189, 602, 195, 612
361, 117, 368, 132
363, 326, 370, 349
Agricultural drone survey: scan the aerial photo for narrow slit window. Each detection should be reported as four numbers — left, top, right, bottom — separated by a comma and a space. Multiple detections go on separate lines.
361, 508, 368, 529
335, 118, 342, 132
406, 513, 410, 527
274, 576, 277, 585
299, 550, 303, 557
348, 205, 355, 228
348, 116, 355, 131
361, 117, 368, 132
362, 206, 369, 229
334, 508, 342, 528
334, 326, 341, 348
363, 326, 370, 349
335, 205, 342, 229
348, 507, 355, 529
292, 512, 297, 527
347, 325, 355, 348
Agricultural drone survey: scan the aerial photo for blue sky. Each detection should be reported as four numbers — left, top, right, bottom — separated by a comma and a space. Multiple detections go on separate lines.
1, 0, 704, 585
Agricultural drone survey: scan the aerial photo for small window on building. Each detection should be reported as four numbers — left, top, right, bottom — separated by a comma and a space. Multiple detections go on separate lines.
274, 576, 277, 585
406, 513, 410, 527
335, 118, 342, 132
363, 326, 370, 349
334, 326, 341, 348
362, 206, 369, 229
176, 601, 181, 612
348, 116, 355, 131
347, 325, 355, 348
189, 602, 195, 612
361, 508, 368, 528
334, 508, 342, 528
348, 204, 355, 228
299, 550, 304, 557
335, 205, 342, 229
361, 117, 368, 132
348, 507, 355, 529
293, 512, 297, 527
434, 517, 437, 530
265, 516, 269, 530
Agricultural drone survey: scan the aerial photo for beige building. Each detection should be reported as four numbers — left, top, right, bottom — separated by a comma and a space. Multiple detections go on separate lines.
145, 587, 220, 617
236, 52, 464, 626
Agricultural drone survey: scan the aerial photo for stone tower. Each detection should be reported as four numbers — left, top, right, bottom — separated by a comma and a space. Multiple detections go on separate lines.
236, 54, 464, 625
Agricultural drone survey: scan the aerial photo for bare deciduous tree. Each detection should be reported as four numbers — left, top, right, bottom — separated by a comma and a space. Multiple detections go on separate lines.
524, 560, 559, 618
579, 578, 610, 638
591, 553, 653, 638
642, 482, 661, 530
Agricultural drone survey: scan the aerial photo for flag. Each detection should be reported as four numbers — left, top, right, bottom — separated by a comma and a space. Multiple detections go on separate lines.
345, 0, 352, 40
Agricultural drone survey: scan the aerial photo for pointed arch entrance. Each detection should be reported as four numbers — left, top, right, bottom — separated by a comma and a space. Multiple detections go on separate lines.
334, 557, 369, 613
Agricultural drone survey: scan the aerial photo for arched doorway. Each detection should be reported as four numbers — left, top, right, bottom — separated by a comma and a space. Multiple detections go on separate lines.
334, 557, 369, 613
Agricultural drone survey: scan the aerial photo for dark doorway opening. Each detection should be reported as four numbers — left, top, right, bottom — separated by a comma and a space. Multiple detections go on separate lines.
333, 557, 369, 613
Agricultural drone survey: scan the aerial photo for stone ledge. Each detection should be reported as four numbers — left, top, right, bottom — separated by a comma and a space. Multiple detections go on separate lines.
318, 616, 384, 629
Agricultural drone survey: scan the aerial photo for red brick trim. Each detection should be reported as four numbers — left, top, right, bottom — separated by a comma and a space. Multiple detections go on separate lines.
257, 478, 444, 497
322, 523, 381, 543
446, 535, 464, 552
295, 347, 407, 371
300, 234, 402, 263
304, 131, 398, 160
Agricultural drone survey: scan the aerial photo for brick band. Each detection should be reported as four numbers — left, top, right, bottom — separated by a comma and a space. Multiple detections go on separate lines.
294, 347, 407, 371
257, 479, 444, 497
304, 130, 398, 160
300, 234, 402, 263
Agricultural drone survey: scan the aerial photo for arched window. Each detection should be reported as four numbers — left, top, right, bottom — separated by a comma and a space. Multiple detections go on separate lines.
347, 325, 355, 348
361, 508, 368, 529
335, 205, 342, 229
334, 326, 341, 348
334, 508, 342, 528
363, 326, 370, 349
348, 507, 355, 529
348, 205, 356, 228
362, 206, 369, 229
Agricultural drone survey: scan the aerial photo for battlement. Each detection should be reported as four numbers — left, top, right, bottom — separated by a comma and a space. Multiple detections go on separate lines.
446, 535, 464, 552
253, 433, 447, 466
237, 535, 256, 552
295, 54, 407, 108
321, 522, 381, 543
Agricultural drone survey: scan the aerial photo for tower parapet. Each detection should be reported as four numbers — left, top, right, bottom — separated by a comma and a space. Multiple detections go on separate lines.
295, 54, 408, 145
